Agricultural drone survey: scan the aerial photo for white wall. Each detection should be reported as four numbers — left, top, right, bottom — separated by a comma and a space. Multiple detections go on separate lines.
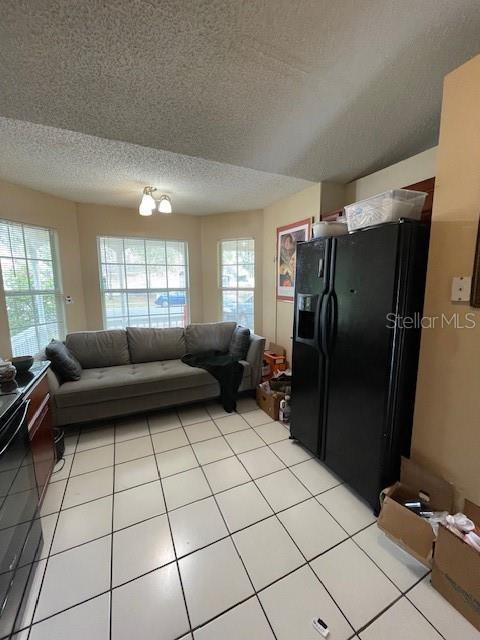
76, 203, 204, 330
345, 147, 437, 204
411, 55, 480, 506
0, 146, 437, 362
0, 180, 86, 357
262, 184, 322, 362
200, 210, 264, 332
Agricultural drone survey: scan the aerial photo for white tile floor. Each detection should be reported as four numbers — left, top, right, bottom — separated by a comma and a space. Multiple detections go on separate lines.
17, 400, 480, 640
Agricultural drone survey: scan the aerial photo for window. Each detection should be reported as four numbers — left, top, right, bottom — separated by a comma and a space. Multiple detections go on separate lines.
219, 238, 254, 330
98, 236, 189, 329
0, 220, 65, 356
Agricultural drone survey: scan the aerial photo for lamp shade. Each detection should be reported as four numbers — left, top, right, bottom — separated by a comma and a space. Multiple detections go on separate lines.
139, 192, 155, 216
158, 195, 172, 214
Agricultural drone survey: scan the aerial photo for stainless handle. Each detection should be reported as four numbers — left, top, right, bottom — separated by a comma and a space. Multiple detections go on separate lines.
317, 258, 324, 278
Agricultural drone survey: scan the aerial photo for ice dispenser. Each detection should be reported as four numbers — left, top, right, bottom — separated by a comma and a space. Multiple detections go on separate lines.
296, 293, 318, 341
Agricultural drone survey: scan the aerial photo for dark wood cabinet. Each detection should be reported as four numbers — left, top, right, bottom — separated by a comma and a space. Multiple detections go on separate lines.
26, 372, 55, 503
320, 177, 436, 223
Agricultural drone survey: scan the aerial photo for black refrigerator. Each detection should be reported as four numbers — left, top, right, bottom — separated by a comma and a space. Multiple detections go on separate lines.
290, 220, 429, 510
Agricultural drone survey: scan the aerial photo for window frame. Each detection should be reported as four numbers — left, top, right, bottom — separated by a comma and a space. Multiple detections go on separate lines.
218, 237, 255, 331
97, 234, 190, 330
0, 218, 65, 356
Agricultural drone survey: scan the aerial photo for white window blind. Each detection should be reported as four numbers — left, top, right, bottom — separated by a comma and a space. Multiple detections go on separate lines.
219, 238, 255, 330
98, 236, 190, 329
0, 220, 65, 356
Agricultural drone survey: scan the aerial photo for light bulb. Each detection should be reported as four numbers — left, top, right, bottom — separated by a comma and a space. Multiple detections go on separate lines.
139, 192, 155, 216
158, 195, 172, 214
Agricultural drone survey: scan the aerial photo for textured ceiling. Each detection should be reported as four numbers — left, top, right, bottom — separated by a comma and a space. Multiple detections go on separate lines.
1, 0, 480, 208
0, 117, 312, 214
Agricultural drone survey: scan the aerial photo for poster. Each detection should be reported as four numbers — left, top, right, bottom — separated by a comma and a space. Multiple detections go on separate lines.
276, 218, 311, 301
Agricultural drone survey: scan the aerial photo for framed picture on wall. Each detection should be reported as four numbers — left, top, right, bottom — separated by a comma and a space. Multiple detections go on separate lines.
276, 218, 312, 301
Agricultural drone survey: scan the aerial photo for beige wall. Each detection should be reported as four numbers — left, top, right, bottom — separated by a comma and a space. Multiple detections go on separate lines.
262, 184, 321, 362
411, 54, 480, 506
75, 203, 204, 330
0, 180, 86, 357
345, 147, 437, 205
200, 210, 263, 332
320, 182, 347, 214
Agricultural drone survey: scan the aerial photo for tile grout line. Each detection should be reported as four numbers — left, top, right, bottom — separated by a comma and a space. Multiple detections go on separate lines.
40, 416, 353, 560
34, 493, 426, 636
230, 436, 358, 638
46, 435, 358, 553
16, 408, 281, 635
23, 427, 81, 637
22, 590, 113, 632
183, 408, 359, 638
31, 489, 353, 567
146, 409, 194, 638
33, 405, 441, 638
353, 592, 405, 635
263, 444, 406, 635
52, 410, 288, 492
349, 531, 425, 594
403, 581, 448, 640
180, 408, 280, 640
41, 456, 297, 524
273, 439, 436, 637
215, 422, 426, 637
109, 419, 119, 640
3, 432, 295, 520
311, 494, 431, 601
26, 423, 114, 631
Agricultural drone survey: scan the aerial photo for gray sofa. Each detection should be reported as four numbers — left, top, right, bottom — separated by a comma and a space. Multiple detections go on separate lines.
44, 322, 265, 426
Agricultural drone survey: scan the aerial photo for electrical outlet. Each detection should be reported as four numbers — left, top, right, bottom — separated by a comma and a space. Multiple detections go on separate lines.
451, 276, 471, 302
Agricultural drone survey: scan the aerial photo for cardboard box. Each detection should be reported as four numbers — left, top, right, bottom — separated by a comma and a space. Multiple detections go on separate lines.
267, 342, 286, 357
377, 457, 454, 566
263, 343, 288, 379
256, 386, 285, 421
431, 500, 480, 631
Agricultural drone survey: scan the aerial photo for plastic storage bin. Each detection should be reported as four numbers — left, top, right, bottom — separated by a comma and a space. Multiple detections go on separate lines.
344, 189, 427, 232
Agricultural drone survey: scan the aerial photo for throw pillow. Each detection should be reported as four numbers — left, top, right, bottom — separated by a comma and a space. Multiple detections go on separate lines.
45, 339, 82, 382
229, 326, 250, 360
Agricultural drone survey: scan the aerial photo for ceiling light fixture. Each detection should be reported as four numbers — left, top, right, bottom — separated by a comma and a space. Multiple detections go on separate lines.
138, 187, 173, 216
139, 187, 156, 216
157, 194, 172, 214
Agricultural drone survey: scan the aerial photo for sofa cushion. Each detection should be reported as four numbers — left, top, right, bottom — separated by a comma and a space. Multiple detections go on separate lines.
45, 339, 82, 382
185, 322, 237, 354
127, 327, 186, 363
54, 359, 251, 408
229, 326, 251, 360
65, 330, 130, 369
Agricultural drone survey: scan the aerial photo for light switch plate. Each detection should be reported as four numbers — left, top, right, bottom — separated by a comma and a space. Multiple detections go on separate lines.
451, 276, 471, 302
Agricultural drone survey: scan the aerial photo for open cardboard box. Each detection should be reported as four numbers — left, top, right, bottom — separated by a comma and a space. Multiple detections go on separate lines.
377, 457, 454, 567
256, 385, 285, 421
431, 499, 480, 632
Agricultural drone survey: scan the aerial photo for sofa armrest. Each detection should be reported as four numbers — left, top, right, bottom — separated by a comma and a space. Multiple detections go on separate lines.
246, 333, 265, 388
45, 367, 61, 395
34, 350, 61, 394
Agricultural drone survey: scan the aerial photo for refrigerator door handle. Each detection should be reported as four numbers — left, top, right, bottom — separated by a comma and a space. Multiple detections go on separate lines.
321, 291, 337, 356
327, 291, 338, 354
315, 292, 325, 352
320, 291, 329, 355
